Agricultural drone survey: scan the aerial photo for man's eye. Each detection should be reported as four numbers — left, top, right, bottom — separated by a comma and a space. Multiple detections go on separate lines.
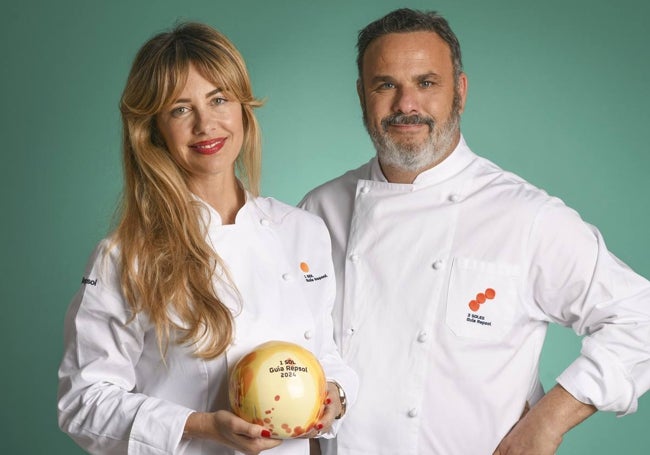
420, 81, 434, 88
379, 82, 395, 90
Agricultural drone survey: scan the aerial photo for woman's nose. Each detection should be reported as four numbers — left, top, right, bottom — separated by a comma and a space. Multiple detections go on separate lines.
192, 109, 215, 135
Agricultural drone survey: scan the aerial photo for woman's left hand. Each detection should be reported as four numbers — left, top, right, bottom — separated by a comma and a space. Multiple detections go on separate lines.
299, 382, 343, 439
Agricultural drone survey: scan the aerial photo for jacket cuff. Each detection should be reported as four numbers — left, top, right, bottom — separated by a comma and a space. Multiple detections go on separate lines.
556, 338, 637, 416
128, 397, 195, 454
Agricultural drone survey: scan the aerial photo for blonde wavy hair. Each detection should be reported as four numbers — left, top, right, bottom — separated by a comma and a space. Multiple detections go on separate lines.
114, 22, 262, 359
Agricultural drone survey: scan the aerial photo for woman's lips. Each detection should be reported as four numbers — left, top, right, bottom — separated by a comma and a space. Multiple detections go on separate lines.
190, 137, 226, 155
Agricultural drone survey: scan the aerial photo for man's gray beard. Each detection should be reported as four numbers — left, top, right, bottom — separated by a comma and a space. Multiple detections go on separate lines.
366, 109, 461, 173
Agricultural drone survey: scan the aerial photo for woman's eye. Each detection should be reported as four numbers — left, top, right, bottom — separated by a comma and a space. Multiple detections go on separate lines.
211, 97, 227, 106
171, 106, 190, 117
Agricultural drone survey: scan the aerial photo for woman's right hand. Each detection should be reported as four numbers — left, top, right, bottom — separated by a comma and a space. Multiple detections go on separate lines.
184, 410, 282, 455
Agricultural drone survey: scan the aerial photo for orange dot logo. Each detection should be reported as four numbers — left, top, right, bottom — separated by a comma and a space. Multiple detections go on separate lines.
468, 288, 496, 311
300, 262, 310, 273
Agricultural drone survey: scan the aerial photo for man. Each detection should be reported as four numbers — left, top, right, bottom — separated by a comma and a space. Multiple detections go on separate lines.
300, 8, 650, 455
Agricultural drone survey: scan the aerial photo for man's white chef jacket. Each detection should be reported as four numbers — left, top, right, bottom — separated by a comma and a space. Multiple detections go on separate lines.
299, 136, 650, 454
58, 195, 358, 455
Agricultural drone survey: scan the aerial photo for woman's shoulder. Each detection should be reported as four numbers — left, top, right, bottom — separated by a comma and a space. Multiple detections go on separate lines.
250, 195, 326, 230
79, 236, 122, 277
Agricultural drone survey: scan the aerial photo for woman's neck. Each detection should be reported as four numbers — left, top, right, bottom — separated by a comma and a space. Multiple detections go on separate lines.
190, 173, 245, 225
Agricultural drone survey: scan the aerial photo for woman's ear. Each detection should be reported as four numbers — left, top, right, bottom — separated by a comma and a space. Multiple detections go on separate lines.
150, 117, 166, 148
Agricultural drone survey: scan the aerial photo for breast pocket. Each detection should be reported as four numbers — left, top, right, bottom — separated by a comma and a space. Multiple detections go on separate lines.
445, 257, 520, 341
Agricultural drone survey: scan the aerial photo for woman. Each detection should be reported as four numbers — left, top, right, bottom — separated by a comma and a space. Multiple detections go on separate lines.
57, 22, 356, 455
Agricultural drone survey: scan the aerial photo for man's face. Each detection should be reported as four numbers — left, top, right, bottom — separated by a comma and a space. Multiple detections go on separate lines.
358, 31, 467, 174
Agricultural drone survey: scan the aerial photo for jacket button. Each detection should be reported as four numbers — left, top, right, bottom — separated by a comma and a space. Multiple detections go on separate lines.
349, 254, 359, 263
432, 260, 443, 270
282, 273, 292, 281
408, 408, 418, 418
417, 331, 428, 343
260, 219, 270, 226
448, 193, 460, 203
360, 186, 370, 194
304, 330, 313, 340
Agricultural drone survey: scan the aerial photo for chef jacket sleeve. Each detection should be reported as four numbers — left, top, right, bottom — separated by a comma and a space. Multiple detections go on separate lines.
304, 213, 359, 436
57, 240, 194, 454
526, 199, 650, 415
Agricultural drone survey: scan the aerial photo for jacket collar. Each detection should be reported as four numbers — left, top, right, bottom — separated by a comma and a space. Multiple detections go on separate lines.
369, 134, 477, 187
193, 189, 253, 228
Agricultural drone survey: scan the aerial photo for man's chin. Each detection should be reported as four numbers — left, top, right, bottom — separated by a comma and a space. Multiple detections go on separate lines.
385, 138, 428, 154
387, 129, 427, 141
378, 150, 432, 172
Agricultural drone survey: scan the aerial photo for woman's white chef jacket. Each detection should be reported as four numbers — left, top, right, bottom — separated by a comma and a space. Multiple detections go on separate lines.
299, 136, 650, 455
58, 194, 358, 455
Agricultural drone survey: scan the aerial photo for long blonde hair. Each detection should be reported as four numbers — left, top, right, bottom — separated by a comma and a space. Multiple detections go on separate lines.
114, 22, 262, 359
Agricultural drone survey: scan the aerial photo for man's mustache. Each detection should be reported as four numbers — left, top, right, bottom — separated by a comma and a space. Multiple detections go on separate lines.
382, 113, 434, 131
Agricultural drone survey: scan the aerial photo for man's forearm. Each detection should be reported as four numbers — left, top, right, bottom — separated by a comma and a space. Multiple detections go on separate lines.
534, 384, 597, 434
493, 384, 597, 455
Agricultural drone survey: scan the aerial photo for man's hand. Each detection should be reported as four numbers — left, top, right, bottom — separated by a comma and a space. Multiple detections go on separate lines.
493, 385, 596, 455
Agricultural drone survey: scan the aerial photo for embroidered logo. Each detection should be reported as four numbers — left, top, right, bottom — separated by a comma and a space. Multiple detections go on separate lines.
300, 261, 328, 283
468, 288, 496, 311
466, 288, 496, 327
81, 276, 97, 286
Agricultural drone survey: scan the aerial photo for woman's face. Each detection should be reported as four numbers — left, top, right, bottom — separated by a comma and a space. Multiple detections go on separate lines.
156, 64, 244, 189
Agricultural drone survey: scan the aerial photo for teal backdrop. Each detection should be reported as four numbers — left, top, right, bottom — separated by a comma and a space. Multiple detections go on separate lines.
2, 0, 649, 453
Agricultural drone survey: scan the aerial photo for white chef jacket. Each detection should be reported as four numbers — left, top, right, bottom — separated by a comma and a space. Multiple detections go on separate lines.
58, 194, 358, 455
299, 136, 650, 454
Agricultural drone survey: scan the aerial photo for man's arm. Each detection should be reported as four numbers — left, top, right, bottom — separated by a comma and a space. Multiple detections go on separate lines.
493, 384, 596, 455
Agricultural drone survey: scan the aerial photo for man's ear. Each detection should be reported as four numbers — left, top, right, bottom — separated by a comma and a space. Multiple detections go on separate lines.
356, 78, 365, 107
456, 72, 468, 114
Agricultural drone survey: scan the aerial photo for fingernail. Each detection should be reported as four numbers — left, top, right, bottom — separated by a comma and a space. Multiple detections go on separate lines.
261, 429, 271, 438
325, 398, 332, 405
316, 423, 324, 430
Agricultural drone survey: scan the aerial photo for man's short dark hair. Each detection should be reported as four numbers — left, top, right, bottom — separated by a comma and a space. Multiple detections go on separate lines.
356, 8, 463, 81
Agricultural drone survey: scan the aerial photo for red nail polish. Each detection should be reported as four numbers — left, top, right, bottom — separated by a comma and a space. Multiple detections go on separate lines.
325, 398, 332, 405
317, 423, 324, 430
261, 429, 271, 438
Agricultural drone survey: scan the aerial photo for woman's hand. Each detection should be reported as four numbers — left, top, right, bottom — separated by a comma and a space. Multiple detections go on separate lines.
184, 410, 282, 455
300, 381, 344, 439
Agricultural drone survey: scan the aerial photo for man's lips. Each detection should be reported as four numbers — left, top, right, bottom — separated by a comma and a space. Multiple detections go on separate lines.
387, 123, 427, 134
390, 123, 426, 129
189, 138, 226, 155
382, 113, 434, 134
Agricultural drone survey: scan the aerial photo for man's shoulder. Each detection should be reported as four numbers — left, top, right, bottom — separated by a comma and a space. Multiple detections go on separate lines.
466, 153, 564, 224
470, 153, 548, 197
300, 160, 373, 209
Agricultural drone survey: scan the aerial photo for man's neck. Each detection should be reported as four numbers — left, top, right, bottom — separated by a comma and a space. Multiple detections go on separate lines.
378, 148, 454, 184
379, 163, 422, 184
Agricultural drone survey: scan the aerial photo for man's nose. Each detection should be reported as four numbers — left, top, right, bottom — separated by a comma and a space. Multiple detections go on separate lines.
392, 86, 419, 114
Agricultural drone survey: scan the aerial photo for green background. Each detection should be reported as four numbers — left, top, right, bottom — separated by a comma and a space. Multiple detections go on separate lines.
2, 0, 649, 453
